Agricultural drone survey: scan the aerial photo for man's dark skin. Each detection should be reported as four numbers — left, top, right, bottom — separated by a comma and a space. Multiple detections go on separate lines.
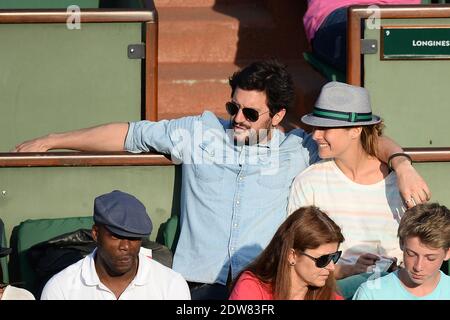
92, 225, 142, 299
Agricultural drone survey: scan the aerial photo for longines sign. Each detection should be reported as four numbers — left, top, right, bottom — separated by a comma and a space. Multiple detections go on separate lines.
382, 26, 450, 59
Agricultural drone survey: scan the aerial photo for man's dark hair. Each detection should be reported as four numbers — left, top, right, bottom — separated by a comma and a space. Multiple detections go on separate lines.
229, 59, 295, 116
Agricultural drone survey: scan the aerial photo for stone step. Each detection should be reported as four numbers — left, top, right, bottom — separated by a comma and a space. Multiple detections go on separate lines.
158, 61, 327, 131
158, 62, 237, 120
158, 4, 279, 63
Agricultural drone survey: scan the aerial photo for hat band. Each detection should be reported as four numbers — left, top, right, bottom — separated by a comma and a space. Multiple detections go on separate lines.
313, 107, 373, 123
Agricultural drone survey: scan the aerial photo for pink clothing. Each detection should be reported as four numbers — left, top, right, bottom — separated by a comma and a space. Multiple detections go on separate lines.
229, 271, 344, 300
229, 271, 273, 300
304, 0, 421, 42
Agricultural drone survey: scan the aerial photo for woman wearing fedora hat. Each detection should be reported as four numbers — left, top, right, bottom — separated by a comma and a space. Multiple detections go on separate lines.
288, 82, 406, 283
0, 246, 35, 300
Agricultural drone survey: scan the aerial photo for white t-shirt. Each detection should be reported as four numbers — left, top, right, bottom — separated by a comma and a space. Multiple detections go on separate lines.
40, 248, 191, 300
1, 285, 35, 300
288, 159, 405, 266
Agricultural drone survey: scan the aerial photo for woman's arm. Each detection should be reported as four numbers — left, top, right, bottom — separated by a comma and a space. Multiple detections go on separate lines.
376, 136, 431, 208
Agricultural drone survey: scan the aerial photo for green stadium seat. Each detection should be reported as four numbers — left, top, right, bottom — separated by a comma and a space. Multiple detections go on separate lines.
303, 52, 346, 82
161, 215, 180, 253
13, 216, 94, 293
336, 272, 388, 300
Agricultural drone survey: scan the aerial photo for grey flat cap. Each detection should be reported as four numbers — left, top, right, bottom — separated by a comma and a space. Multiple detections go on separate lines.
94, 190, 152, 238
301, 81, 381, 127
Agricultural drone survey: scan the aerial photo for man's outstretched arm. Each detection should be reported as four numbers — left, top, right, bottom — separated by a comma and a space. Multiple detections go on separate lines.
377, 135, 431, 208
13, 123, 129, 152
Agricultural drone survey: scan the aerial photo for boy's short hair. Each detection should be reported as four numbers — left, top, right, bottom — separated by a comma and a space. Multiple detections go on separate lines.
398, 203, 450, 249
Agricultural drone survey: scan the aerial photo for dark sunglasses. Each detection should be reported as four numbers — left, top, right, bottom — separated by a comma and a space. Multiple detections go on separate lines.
226, 101, 270, 122
299, 250, 342, 268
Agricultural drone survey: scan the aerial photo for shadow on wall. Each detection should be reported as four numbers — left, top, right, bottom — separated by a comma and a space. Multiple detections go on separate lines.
212, 0, 308, 67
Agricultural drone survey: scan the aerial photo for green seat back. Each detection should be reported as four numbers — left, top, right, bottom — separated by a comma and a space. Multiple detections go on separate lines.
422, 1, 448, 4
161, 215, 180, 253
303, 52, 346, 82
15, 216, 94, 292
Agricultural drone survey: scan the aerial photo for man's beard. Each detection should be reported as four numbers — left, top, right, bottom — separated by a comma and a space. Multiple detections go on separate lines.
232, 121, 271, 146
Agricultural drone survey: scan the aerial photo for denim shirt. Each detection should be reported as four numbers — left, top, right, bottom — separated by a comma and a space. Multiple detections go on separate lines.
125, 111, 318, 284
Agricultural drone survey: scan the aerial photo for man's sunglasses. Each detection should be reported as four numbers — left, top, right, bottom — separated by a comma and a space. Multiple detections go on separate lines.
225, 101, 270, 122
299, 250, 342, 268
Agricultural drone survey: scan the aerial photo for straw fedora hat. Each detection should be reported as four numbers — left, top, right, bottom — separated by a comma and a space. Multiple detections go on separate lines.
301, 81, 381, 127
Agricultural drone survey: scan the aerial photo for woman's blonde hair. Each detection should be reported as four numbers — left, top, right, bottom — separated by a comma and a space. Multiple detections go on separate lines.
359, 121, 384, 157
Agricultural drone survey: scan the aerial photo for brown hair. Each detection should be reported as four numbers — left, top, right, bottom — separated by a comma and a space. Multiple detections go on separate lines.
228, 59, 294, 115
398, 203, 450, 250
359, 121, 384, 157
232, 206, 344, 300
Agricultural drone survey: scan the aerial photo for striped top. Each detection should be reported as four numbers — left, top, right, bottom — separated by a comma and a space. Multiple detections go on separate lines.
288, 159, 405, 266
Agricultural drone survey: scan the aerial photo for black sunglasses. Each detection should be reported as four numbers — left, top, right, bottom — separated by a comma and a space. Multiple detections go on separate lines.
226, 101, 270, 122
299, 250, 342, 268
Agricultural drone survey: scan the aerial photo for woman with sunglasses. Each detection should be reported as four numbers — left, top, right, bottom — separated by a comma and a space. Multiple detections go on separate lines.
229, 206, 344, 300
288, 82, 405, 287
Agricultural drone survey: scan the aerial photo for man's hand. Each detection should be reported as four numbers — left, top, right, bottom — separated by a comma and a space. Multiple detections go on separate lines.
386, 257, 398, 272
354, 253, 380, 274
393, 157, 431, 208
334, 253, 380, 279
13, 135, 52, 152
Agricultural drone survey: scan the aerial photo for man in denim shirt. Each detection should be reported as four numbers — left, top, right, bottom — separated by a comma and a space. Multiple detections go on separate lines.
14, 60, 430, 299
